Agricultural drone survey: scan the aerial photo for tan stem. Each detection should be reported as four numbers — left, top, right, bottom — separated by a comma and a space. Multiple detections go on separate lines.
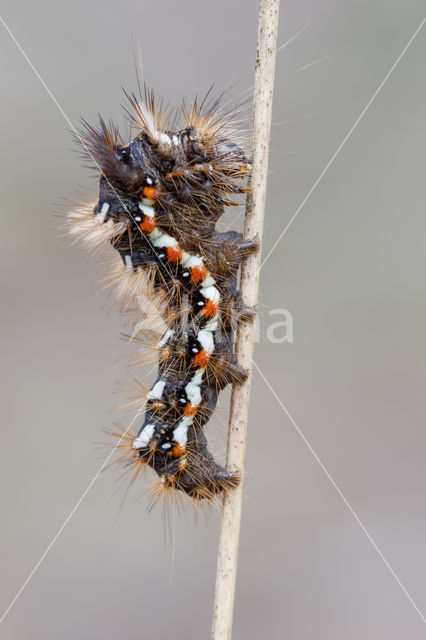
211, 1, 280, 638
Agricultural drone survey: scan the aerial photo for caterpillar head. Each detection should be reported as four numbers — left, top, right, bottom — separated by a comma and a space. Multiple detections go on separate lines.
76, 86, 250, 208
76, 116, 165, 199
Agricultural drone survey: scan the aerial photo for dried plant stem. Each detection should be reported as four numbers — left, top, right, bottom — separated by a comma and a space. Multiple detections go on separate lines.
211, 1, 280, 638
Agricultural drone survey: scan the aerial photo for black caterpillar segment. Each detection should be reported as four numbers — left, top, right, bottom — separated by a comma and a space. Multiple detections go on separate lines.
67, 88, 258, 503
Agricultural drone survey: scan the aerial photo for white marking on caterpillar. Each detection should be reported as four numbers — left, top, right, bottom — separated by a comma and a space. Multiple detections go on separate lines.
146, 177, 153, 185
148, 227, 162, 241
200, 285, 220, 303
152, 233, 178, 248
191, 370, 204, 385
185, 255, 204, 268
132, 423, 155, 448
124, 255, 133, 271
139, 202, 155, 217
202, 274, 216, 287
203, 319, 219, 332
158, 132, 172, 146
173, 417, 192, 445
185, 380, 202, 406
179, 251, 191, 265
157, 328, 173, 348
162, 443, 172, 449
147, 380, 166, 400
179, 252, 202, 268
197, 329, 215, 353
95, 202, 110, 223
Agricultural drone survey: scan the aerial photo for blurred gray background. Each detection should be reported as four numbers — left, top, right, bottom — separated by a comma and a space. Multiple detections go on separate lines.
1, 0, 426, 638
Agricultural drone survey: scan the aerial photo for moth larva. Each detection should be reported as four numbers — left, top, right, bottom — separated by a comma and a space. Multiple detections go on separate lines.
67, 86, 258, 505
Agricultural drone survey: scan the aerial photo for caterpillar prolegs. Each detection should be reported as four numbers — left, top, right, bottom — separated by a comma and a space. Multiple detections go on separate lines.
67, 88, 258, 504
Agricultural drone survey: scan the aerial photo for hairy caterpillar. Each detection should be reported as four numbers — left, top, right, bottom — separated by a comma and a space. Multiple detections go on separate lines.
67, 87, 258, 505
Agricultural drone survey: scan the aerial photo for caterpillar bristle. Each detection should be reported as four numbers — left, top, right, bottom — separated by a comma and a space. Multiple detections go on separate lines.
146, 475, 186, 515
119, 333, 163, 369
113, 376, 151, 412
101, 424, 149, 479
97, 258, 163, 314
123, 85, 175, 147
65, 203, 127, 253
74, 117, 133, 182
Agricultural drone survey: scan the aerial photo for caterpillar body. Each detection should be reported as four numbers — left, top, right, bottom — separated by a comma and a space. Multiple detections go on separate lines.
67, 89, 257, 504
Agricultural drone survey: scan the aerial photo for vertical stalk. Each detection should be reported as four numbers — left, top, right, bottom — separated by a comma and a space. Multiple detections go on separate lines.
211, 1, 280, 638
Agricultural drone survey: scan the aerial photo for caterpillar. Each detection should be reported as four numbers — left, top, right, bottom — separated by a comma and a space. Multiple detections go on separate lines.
66, 87, 258, 505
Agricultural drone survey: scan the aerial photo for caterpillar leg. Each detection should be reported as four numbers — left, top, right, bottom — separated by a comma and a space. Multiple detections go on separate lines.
238, 303, 256, 323
231, 295, 257, 324
235, 234, 260, 259
206, 351, 249, 389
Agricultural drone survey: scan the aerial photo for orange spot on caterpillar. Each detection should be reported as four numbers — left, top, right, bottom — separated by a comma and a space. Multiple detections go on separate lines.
140, 216, 156, 232
193, 350, 210, 368
190, 265, 208, 283
121, 143, 130, 149
184, 402, 197, 416
201, 299, 219, 318
143, 186, 158, 199
166, 246, 182, 262
170, 444, 186, 458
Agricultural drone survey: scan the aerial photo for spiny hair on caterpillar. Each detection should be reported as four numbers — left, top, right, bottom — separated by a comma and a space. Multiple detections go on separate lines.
67, 85, 258, 505
61, 200, 127, 254
113, 376, 150, 412
96, 254, 190, 318
97, 254, 197, 317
